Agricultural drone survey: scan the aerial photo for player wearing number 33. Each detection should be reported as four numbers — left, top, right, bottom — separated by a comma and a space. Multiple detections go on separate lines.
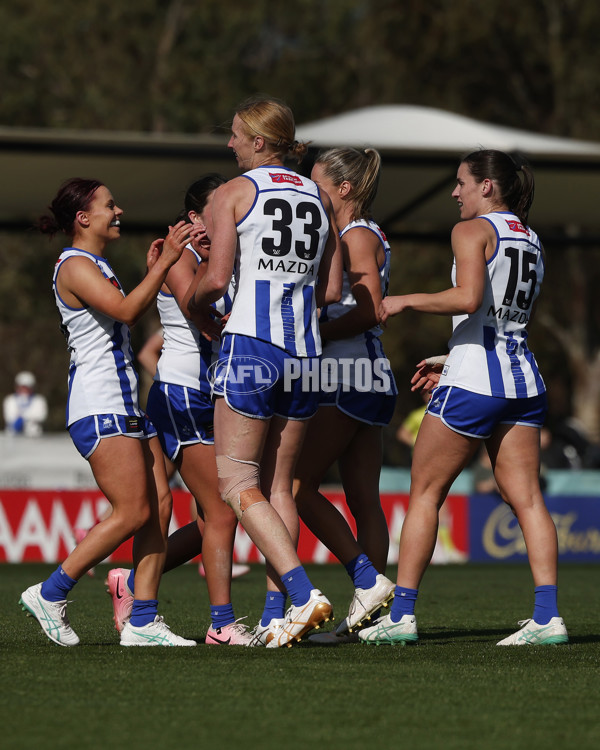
362, 149, 568, 647
187, 97, 343, 648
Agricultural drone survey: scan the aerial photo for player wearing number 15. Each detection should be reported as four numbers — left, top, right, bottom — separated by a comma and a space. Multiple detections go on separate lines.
188, 97, 342, 647
362, 149, 568, 647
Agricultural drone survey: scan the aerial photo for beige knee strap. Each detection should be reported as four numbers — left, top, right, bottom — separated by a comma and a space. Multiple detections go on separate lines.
216, 455, 266, 518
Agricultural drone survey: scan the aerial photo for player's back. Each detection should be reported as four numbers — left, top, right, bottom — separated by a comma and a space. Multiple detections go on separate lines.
441, 211, 546, 399
224, 166, 330, 357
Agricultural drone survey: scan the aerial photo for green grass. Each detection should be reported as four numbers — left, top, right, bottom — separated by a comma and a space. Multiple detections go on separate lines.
1, 562, 598, 750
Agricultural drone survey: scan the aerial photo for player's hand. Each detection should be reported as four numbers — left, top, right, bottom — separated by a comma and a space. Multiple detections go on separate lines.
189, 222, 211, 261
160, 221, 190, 267
147, 221, 189, 271
379, 296, 407, 326
410, 355, 447, 392
188, 297, 224, 342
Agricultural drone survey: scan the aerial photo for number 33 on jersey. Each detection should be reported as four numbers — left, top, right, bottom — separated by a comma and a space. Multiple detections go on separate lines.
224, 166, 331, 358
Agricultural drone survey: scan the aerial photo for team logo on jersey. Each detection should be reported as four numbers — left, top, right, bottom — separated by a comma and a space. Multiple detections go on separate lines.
269, 172, 303, 186
505, 219, 529, 235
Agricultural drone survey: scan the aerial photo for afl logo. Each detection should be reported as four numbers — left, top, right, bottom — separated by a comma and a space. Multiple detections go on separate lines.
208, 355, 278, 395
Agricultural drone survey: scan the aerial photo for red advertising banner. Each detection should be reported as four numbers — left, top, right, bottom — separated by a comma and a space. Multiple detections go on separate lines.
0, 488, 468, 565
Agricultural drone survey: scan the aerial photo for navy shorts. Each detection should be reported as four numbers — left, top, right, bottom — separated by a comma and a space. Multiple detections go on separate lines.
210, 334, 320, 420
426, 385, 547, 438
68, 413, 155, 459
320, 384, 397, 426
145, 381, 215, 461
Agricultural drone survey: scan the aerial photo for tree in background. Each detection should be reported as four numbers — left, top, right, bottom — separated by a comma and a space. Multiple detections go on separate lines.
2, 1, 600, 138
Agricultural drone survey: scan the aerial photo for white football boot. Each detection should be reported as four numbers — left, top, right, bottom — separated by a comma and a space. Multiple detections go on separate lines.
346, 574, 395, 631
20, 583, 80, 647
496, 617, 568, 646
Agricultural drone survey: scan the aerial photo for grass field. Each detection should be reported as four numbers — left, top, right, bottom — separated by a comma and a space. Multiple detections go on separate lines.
1, 562, 598, 750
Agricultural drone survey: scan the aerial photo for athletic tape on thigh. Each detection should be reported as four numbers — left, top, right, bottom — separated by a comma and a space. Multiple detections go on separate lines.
215, 454, 264, 514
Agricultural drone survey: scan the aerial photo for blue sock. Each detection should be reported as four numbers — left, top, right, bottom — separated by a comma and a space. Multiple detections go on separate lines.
41, 565, 78, 602
211, 603, 235, 630
533, 585, 559, 625
130, 599, 158, 627
344, 554, 378, 590
390, 585, 418, 622
281, 566, 313, 607
260, 591, 287, 626
127, 569, 135, 595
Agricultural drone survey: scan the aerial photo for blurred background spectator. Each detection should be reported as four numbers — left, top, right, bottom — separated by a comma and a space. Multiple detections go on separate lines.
471, 445, 501, 496
541, 419, 600, 470
395, 391, 431, 463
3, 371, 48, 437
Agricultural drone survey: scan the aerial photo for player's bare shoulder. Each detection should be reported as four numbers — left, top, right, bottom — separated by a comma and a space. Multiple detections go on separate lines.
451, 215, 496, 256
214, 175, 255, 222
57, 252, 103, 289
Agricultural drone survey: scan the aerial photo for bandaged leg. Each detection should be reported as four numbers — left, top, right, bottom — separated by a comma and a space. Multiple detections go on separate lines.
216, 455, 266, 520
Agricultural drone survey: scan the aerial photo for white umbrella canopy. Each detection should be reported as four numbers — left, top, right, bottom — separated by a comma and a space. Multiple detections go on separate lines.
296, 105, 600, 241
297, 104, 600, 155
2, 105, 600, 242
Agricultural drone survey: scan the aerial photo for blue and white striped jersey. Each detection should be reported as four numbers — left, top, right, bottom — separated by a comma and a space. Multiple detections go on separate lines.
320, 219, 396, 395
53, 248, 142, 426
439, 211, 546, 398
155, 245, 233, 395
223, 166, 330, 357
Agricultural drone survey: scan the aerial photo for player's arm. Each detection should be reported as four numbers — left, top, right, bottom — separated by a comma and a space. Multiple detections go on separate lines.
165, 247, 206, 319
187, 180, 242, 308
379, 219, 487, 324
320, 227, 382, 341
185, 180, 245, 338
315, 192, 343, 308
136, 330, 164, 378
57, 223, 189, 327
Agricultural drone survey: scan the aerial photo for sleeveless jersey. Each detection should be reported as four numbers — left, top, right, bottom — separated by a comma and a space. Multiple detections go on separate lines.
52, 248, 142, 426
320, 219, 396, 394
223, 166, 330, 357
439, 211, 546, 399
155, 245, 233, 395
